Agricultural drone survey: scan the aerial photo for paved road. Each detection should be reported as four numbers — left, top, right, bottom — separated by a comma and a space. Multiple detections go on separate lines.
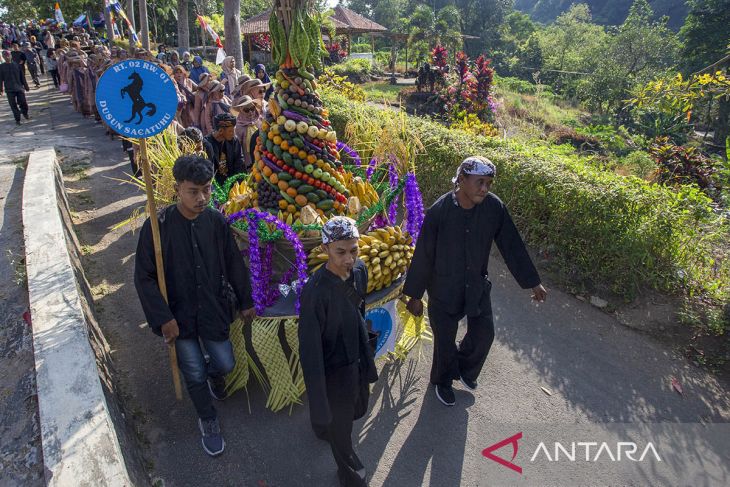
3, 78, 729, 486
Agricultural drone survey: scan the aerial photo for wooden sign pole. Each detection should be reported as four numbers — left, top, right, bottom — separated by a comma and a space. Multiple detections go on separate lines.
139, 138, 183, 400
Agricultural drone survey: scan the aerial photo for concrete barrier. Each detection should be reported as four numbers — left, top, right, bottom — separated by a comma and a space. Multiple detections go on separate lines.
22, 148, 132, 486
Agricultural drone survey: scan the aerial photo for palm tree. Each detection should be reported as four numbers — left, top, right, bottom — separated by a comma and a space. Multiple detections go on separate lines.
223, 0, 243, 68
408, 4, 462, 57
177, 0, 190, 51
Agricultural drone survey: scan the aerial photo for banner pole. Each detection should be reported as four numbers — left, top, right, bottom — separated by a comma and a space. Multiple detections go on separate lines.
139, 138, 183, 401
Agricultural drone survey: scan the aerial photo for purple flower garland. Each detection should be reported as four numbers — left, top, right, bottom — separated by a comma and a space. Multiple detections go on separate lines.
228, 209, 309, 314
336, 141, 362, 166
366, 157, 377, 181
387, 162, 399, 224
403, 172, 425, 242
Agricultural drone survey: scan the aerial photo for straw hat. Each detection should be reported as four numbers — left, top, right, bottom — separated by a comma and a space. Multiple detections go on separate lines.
230, 95, 256, 116
208, 80, 225, 93
239, 78, 271, 98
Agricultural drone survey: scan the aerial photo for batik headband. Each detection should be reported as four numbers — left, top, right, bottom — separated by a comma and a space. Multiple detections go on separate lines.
452, 156, 496, 184
322, 216, 360, 244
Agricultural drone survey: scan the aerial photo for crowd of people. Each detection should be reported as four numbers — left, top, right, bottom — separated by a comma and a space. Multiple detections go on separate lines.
1, 21, 275, 186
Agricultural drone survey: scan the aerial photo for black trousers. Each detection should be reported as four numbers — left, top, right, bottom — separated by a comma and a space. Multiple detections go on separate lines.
49, 69, 60, 87
324, 363, 367, 487
427, 290, 495, 386
6, 90, 28, 122
28, 64, 40, 86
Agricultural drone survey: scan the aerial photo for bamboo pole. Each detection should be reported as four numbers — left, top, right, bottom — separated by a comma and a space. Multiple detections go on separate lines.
139, 138, 183, 401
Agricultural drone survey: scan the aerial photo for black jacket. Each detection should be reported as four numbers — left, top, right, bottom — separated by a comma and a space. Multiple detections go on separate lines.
403, 191, 540, 316
204, 134, 245, 187
0, 62, 29, 93
134, 205, 253, 340
298, 261, 378, 426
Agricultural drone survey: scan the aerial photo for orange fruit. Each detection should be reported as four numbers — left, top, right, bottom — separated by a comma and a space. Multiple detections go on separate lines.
298, 150, 308, 160
278, 200, 288, 210
288, 146, 299, 155
286, 187, 298, 198
262, 166, 272, 177
267, 131, 275, 140
307, 154, 317, 164
277, 180, 288, 191
270, 173, 279, 184
287, 204, 296, 214
295, 194, 308, 207
280, 141, 289, 150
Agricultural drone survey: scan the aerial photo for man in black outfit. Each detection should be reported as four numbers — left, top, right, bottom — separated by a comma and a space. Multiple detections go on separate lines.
134, 155, 256, 457
299, 217, 378, 487
0, 49, 30, 125
403, 156, 548, 406
204, 113, 245, 186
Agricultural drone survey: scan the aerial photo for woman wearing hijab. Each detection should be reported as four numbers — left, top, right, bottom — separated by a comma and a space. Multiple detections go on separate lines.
201, 81, 231, 136
231, 95, 260, 169
181, 51, 193, 71
253, 64, 274, 101
173, 65, 197, 128
192, 72, 212, 129
189, 55, 209, 83
219, 55, 240, 98
169, 50, 180, 67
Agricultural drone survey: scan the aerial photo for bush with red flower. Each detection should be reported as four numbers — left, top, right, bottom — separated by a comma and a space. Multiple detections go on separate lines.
435, 50, 496, 128
251, 33, 271, 53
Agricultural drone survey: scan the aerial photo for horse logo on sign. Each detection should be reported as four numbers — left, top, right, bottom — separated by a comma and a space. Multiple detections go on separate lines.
120, 72, 157, 124
95, 60, 177, 138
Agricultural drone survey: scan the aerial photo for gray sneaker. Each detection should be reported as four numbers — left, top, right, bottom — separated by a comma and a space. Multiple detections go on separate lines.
198, 417, 225, 456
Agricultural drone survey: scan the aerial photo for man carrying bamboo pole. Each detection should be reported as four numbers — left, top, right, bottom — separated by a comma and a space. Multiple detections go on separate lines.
134, 155, 256, 456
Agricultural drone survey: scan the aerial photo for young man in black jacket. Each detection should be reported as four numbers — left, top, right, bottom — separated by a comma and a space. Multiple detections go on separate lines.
0, 49, 29, 125
204, 113, 246, 186
134, 155, 256, 456
403, 156, 547, 406
299, 217, 378, 487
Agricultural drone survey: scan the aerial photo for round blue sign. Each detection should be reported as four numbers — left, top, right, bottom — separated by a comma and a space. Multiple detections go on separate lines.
95, 60, 178, 138
365, 307, 393, 355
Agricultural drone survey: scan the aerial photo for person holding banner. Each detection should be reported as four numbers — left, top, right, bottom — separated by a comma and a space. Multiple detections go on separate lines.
403, 156, 547, 407
299, 217, 378, 487
134, 155, 256, 457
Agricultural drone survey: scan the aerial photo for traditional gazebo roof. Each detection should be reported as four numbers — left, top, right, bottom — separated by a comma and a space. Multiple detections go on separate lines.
330, 5, 387, 34
241, 9, 347, 35
240, 6, 387, 36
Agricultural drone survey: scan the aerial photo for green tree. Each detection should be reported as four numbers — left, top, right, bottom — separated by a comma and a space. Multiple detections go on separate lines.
407, 3, 463, 60
536, 4, 608, 97
679, 0, 730, 74
579, 0, 679, 114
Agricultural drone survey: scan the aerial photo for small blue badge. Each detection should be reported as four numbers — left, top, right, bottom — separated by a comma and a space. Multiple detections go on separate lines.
365, 307, 393, 356
95, 60, 178, 138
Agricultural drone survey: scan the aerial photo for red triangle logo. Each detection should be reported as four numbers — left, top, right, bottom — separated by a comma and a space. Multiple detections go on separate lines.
482, 432, 523, 474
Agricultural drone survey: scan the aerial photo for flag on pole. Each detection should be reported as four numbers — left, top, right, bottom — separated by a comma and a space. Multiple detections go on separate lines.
108, 1, 141, 46
197, 15, 224, 49
54, 2, 66, 25
215, 48, 227, 64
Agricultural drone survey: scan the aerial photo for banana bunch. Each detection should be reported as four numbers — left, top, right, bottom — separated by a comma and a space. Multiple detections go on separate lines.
306, 226, 414, 293
224, 181, 254, 215
347, 176, 379, 208
360, 226, 413, 293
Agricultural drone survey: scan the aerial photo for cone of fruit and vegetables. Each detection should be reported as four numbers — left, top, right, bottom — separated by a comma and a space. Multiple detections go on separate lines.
251, 0, 349, 224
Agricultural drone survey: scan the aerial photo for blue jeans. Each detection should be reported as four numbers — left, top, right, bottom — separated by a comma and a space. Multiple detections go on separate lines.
175, 337, 235, 420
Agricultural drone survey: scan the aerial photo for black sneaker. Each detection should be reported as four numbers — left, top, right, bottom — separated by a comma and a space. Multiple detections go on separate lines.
435, 384, 455, 406
15, 120, 21, 125
198, 417, 225, 456
207, 376, 227, 401
460, 375, 478, 391
22, 113, 30, 120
